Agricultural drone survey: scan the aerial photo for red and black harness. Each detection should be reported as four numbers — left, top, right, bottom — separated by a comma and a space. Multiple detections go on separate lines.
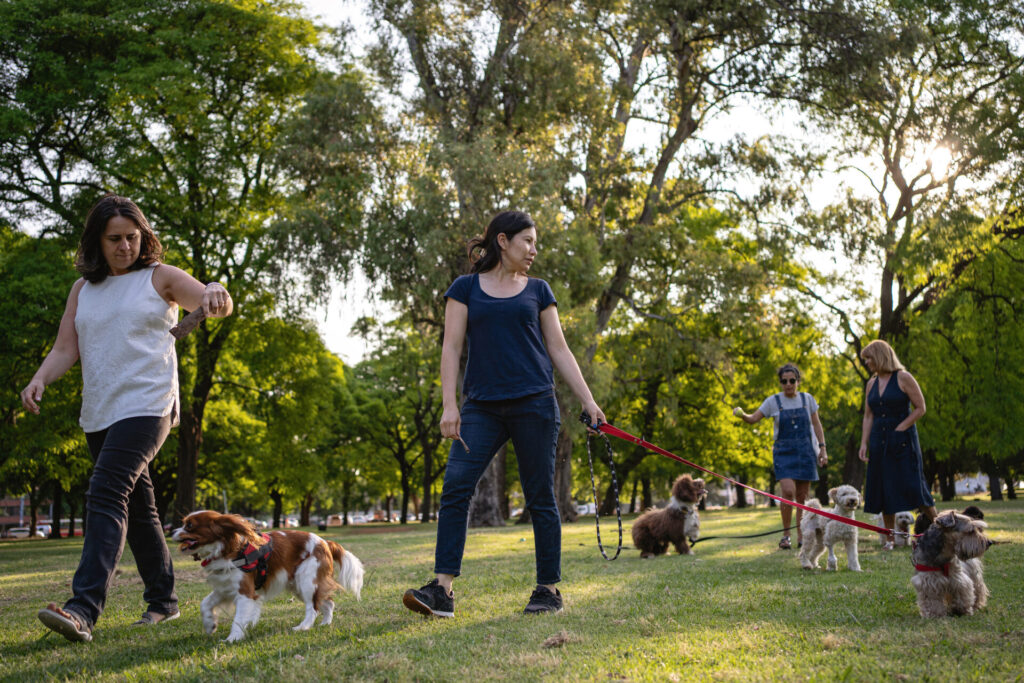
201, 533, 274, 589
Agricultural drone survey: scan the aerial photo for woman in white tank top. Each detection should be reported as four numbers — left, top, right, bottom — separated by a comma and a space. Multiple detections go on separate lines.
20, 194, 233, 642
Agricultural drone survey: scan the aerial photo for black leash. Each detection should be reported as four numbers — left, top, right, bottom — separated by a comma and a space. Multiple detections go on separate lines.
580, 412, 623, 560
689, 526, 793, 546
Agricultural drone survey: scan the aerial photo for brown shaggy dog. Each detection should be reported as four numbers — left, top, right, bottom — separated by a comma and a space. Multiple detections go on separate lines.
631, 475, 706, 558
911, 510, 990, 618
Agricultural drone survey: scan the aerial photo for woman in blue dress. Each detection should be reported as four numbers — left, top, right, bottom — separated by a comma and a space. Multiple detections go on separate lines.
858, 340, 936, 549
733, 363, 828, 549
402, 210, 605, 618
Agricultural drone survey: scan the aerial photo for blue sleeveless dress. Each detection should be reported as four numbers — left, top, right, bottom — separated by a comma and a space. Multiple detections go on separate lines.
863, 371, 935, 514
772, 393, 818, 481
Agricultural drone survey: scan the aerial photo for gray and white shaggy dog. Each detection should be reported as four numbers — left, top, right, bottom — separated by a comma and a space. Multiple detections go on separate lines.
631, 474, 706, 558
873, 511, 916, 547
799, 484, 862, 571
911, 510, 990, 618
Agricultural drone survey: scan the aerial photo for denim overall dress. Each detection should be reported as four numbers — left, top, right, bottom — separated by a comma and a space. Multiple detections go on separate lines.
863, 370, 934, 514
772, 393, 819, 482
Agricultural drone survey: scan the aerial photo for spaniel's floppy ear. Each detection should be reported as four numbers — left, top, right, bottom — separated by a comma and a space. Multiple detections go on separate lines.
215, 513, 261, 543
936, 511, 956, 528
828, 487, 838, 503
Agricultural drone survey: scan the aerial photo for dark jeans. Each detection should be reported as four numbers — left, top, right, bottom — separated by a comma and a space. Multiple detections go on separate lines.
434, 391, 562, 585
64, 415, 177, 627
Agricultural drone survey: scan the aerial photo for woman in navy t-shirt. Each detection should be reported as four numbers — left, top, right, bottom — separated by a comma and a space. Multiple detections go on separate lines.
402, 210, 605, 618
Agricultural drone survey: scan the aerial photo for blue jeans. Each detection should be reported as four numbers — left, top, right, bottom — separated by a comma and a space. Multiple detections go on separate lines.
434, 390, 562, 584
64, 415, 178, 627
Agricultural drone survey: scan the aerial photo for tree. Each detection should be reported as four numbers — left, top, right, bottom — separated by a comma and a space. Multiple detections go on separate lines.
0, 226, 90, 534
0, 0, 379, 522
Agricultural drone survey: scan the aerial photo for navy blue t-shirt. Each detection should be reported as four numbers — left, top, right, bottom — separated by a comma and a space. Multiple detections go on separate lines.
444, 273, 557, 401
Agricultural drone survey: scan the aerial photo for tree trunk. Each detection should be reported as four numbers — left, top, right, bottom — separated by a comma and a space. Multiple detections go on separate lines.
49, 480, 63, 539
270, 489, 283, 528
938, 460, 956, 501
420, 439, 434, 524
400, 477, 411, 524
629, 478, 638, 513
553, 395, 577, 522
814, 467, 829, 502
516, 508, 532, 525
641, 475, 652, 509
81, 490, 88, 535
68, 493, 77, 538
469, 444, 505, 527
1002, 467, 1016, 500
986, 461, 1003, 501
173, 406, 202, 525
769, 470, 778, 507
385, 494, 393, 521
497, 447, 507, 518
300, 491, 313, 526
598, 375, 660, 515
29, 487, 39, 536
733, 473, 748, 509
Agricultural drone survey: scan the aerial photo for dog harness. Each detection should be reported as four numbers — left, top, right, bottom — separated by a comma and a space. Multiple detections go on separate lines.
914, 562, 950, 577
201, 533, 274, 589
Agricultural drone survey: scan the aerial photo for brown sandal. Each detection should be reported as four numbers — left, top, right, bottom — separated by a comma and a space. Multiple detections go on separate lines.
38, 603, 92, 642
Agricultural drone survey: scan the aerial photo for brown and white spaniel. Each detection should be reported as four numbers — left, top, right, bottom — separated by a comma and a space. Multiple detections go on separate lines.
172, 511, 364, 642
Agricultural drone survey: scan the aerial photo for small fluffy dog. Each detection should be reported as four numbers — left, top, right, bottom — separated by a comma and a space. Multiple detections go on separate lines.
631, 474, 706, 557
873, 511, 915, 547
910, 510, 990, 618
173, 511, 364, 642
799, 485, 862, 571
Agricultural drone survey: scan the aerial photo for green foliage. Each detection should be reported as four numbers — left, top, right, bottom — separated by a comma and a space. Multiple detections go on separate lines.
0, 227, 89, 497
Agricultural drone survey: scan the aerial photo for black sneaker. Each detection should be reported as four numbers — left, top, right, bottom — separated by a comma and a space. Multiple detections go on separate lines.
523, 585, 563, 614
403, 579, 454, 618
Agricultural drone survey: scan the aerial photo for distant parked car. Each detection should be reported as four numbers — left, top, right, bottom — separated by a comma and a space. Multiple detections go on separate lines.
325, 514, 345, 527
350, 514, 367, 525
6, 527, 46, 539
284, 518, 299, 528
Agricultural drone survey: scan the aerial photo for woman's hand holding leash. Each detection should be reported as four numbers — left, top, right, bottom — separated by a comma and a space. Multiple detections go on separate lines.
581, 401, 606, 434
440, 405, 470, 453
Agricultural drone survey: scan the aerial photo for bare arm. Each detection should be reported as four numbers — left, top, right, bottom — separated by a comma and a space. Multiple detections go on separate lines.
20, 279, 86, 414
539, 305, 605, 426
153, 264, 233, 317
896, 372, 926, 431
810, 409, 828, 465
439, 298, 467, 439
858, 377, 876, 462
732, 406, 765, 424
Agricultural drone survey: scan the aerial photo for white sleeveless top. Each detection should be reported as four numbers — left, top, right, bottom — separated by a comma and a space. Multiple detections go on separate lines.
75, 265, 180, 432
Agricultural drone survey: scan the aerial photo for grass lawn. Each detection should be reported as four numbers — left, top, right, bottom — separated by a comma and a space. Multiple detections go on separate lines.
1, 498, 1022, 682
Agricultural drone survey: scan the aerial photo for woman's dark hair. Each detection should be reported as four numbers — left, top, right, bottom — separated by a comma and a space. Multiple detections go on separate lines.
467, 210, 536, 273
777, 363, 801, 381
75, 194, 163, 283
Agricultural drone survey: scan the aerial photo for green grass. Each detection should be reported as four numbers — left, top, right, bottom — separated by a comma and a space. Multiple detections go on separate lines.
1, 499, 1022, 682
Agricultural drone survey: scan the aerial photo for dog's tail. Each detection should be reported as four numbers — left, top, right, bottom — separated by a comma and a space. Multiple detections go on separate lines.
327, 540, 364, 600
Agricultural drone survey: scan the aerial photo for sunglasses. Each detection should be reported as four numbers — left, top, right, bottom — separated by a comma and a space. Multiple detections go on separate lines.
780, 378, 798, 385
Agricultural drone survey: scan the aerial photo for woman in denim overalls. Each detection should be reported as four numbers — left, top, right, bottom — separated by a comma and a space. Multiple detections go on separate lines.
734, 363, 828, 549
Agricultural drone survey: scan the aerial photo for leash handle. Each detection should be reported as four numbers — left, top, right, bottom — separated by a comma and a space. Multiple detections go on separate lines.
585, 430, 623, 561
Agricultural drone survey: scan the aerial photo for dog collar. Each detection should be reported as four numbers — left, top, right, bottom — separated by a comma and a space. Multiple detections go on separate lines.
914, 562, 950, 577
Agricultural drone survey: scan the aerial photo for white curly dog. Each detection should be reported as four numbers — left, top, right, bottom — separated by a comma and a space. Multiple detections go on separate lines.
799, 485, 862, 572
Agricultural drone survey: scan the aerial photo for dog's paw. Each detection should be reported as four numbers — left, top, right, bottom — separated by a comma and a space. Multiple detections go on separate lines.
224, 633, 245, 643
203, 621, 217, 635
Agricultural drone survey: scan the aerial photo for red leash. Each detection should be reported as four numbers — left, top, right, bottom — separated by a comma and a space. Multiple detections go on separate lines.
585, 415, 904, 538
